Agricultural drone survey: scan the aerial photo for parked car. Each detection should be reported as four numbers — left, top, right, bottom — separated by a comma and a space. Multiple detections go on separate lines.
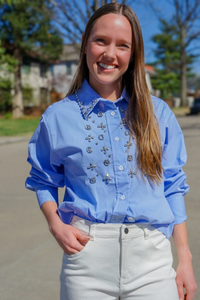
190, 98, 200, 114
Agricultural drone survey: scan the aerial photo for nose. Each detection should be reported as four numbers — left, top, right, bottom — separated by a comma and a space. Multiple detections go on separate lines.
104, 44, 116, 60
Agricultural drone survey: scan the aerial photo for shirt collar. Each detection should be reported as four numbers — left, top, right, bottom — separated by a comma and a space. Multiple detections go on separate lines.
76, 79, 130, 120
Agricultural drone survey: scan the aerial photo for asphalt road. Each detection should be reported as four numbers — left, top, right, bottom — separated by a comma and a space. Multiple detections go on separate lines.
0, 114, 199, 300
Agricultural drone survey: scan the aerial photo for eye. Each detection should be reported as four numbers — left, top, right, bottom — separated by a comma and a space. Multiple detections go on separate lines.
96, 38, 105, 44
119, 44, 130, 49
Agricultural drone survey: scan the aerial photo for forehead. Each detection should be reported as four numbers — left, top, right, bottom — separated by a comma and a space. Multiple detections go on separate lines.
90, 13, 132, 39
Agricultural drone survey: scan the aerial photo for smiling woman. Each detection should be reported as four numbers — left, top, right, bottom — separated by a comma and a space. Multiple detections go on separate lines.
25, 3, 197, 300
84, 14, 132, 101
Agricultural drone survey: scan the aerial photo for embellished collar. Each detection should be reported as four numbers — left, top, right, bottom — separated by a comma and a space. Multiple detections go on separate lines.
75, 79, 130, 120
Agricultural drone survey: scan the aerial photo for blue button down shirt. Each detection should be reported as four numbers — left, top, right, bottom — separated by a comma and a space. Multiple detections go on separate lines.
25, 79, 189, 238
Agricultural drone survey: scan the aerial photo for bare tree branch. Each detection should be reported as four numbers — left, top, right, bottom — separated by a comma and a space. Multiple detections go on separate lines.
185, 31, 200, 48
48, 0, 132, 44
148, 0, 200, 106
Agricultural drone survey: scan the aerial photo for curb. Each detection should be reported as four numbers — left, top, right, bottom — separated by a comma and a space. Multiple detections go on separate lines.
0, 136, 31, 146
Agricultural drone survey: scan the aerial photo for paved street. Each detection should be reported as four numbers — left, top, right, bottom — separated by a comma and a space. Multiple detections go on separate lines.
0, 114, 199, 300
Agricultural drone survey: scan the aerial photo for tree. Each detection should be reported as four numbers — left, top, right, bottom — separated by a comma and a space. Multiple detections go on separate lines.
151, 19, 194, 100
0, 41, 17, 113
48, 0, 133, 45
148, 0, 200, 106
0, 0, 63, 118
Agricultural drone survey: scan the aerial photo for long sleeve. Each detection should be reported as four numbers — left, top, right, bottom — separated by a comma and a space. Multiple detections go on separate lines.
162, 111, 189, 224
25, 114, 65, 208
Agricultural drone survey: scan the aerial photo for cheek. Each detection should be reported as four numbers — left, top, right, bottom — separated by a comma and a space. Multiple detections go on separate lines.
120, 53, 132, 68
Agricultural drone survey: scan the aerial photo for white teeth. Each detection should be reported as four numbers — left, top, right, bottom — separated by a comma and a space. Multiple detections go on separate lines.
99, 62, 115, 69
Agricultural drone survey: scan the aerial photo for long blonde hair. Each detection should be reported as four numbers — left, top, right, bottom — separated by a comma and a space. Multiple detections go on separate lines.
67, 3, 163, 183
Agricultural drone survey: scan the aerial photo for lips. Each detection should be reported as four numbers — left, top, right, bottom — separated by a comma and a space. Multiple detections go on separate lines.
98, 62, 117, 69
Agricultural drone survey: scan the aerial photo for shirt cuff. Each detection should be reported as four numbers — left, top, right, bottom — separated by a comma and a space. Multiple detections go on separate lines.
166, 195, 187, 224
36, 187, 58, 208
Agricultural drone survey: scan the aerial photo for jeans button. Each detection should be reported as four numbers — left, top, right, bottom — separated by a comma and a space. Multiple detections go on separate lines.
124, 228, 129, 234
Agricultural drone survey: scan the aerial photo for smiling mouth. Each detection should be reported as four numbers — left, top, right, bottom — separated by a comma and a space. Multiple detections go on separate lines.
98, 62, 117, 69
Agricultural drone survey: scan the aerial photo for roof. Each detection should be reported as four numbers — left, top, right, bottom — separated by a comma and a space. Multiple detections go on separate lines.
145, 65, 156, 75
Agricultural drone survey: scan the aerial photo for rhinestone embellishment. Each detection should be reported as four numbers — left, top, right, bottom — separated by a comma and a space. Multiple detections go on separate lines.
127, 155, 133, 162
128, 169, 136, 178
85, 125, 91, 130
125, 141, 133, 149
125, 131, 130, 136
103, 173, 112, 184
87, 162, 96, 170
120, 107, 125, 113
98, 111, 103, 117
90, 177, 96, 184
104, 159, 110, 166
97, 123, 106, 130
101, 146, 109, 154
85, 135, 94, 142
98, 134, 104, 140
86, 147, 93, 153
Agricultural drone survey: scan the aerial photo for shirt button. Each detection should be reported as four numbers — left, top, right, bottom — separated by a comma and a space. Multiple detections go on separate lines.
121, 195, 125, 200
124, 228, 129, 234
128, 217, 135, 222
111, 111, 115, 116
119, 165, 123, 171
115, 137, 119, 142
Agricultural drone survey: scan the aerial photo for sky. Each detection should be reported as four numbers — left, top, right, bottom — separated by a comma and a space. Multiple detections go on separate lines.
128, 0, 200, 75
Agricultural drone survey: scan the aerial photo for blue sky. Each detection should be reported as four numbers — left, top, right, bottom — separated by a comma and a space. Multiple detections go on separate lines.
129, 0, 200, 74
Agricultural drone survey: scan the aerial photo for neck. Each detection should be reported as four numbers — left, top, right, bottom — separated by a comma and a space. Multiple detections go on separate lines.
89, 79, 122, 102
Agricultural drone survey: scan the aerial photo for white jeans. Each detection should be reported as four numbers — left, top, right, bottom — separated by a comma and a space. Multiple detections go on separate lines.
60, 216, 179, 300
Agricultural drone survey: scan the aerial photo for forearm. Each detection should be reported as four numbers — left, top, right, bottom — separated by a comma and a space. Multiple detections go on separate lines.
41, 201, 61, 233
172, 221, 192, 262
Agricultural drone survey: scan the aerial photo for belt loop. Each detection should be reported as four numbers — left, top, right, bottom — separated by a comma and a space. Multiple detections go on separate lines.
142, 225, 149, 239
89, 223, 96, 241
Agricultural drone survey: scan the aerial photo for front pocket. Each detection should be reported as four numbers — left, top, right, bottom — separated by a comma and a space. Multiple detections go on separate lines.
146, 228, 171, 251
64, 240, 90, 260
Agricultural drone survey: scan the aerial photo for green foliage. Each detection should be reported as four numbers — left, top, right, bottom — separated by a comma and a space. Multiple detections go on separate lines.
151, 20, 194, 99
0, 41, 18, 71
22, 85, 33, 106
0, 1, 63, 62
0, 41, 16, 113
0, 78, 12, 113
0, 0, 63, 117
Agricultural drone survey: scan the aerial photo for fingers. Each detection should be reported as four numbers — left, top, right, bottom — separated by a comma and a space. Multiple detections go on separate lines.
177, 285, 185, 300
75, 228, 90, 242
177, 280, 197, 300
64, 226, 90, 255
176, 278, 185, 300
185, 286, 197, 300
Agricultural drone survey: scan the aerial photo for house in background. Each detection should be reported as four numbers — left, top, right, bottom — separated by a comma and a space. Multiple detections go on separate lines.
50, 45, 160, 100
19, 44, 159, 108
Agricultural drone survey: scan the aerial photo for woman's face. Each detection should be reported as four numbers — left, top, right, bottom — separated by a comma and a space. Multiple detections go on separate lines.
84, 13, 133, 98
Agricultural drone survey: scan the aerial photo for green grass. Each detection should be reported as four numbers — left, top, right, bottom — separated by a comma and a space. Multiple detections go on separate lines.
0, 117, 40, 136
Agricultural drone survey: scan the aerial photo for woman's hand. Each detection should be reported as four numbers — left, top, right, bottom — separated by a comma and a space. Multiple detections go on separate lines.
49, 215, 90, 255
41, 201, 90, 255
176, 258, 197, 300
172, 222, 197, 300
